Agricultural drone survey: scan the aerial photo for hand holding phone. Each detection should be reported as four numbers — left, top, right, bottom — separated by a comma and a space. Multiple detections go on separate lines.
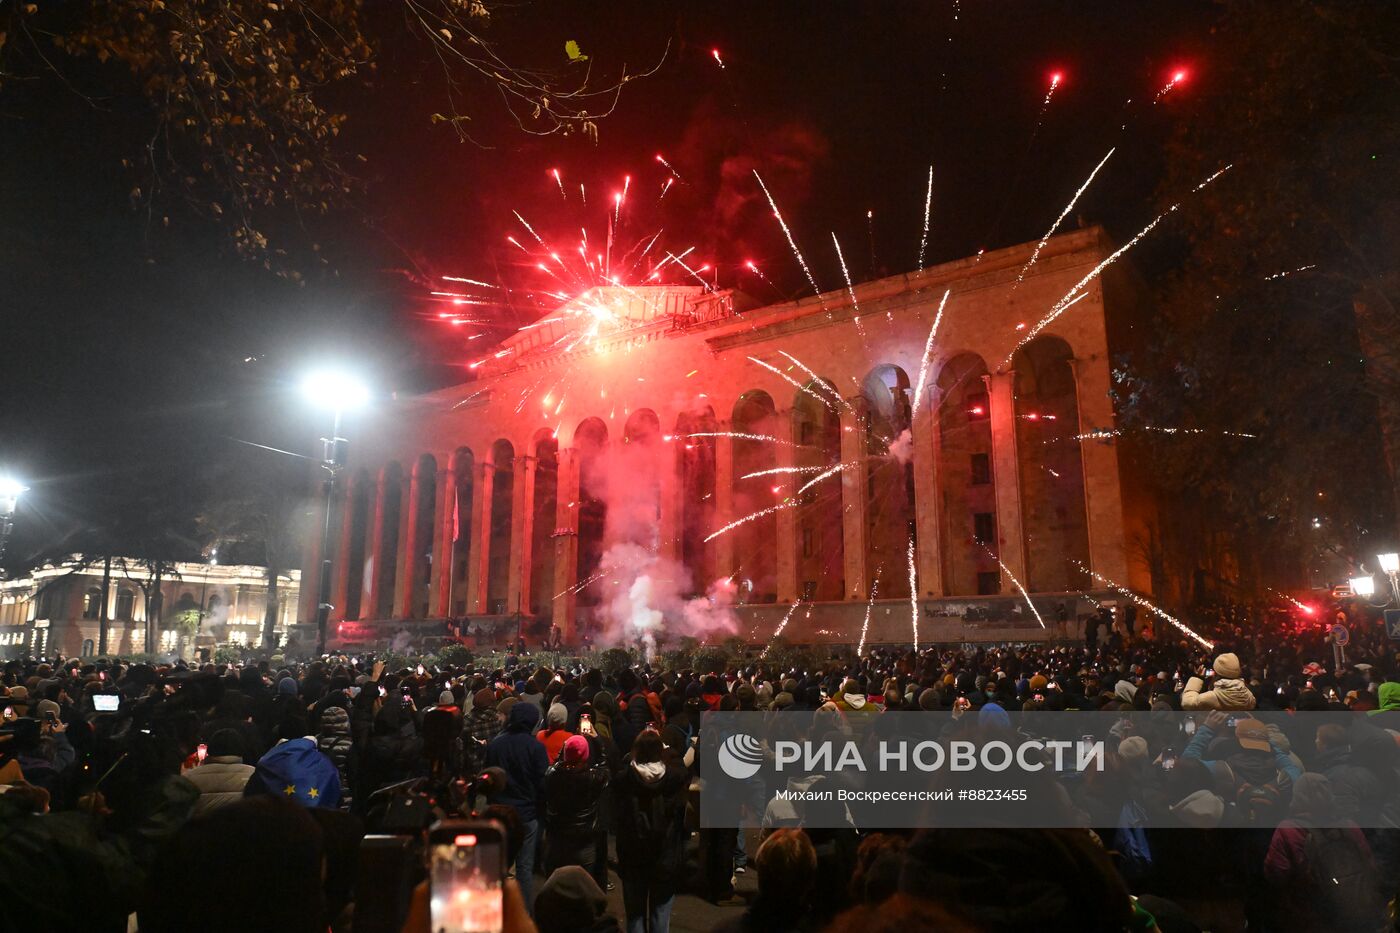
428, 820, 505, 933
579, 713, 595, 737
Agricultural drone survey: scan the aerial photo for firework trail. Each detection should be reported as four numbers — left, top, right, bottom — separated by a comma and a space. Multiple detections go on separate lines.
704, 499, 798, 543
866, 209, 877, 275
554, 566, 609, 601
579, 183, 587, 205
1267, 586, 1314, 614
686, 431, 799, 447
1072, 560, 1214, 649
981, 544, 1045, 628
916, 165, 934, 269
778, 350, 852, 413
654, 154, 686, 185
1062, 426, 1258, 443
761, 599, 805, 658
712, 48, 725, 69
551, 168, 566, 199
442, 275, 499, 289
748, 355, 839, 412
857, 574, 881, 655
798, 460, 860, 495
1264, 264, 1316, 281
741, 465, 828, 480
1005, 165, 1230, 367
907, 536, 919, 650
753, 170, 825, 307
1013, 148, 1115, 288
1154, 69, 1188, 103
660, 177, 674, 200
831, 232, 870, 333
910, 289, 952, 417
512, 210, 545, 245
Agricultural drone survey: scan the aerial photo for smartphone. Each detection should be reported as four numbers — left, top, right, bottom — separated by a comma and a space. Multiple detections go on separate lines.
2, 706, 13, 721
579, 713, 595, 737
378, 685, 387, 698
1161, 750, 1177, 771
1225, 715, 1239, 729
428, 819, 506, 933
44, 710, 59, 724
196, 743, 208, 763
93, 694, 120, 713
1183, 718, 1196, 736
99, 671, 107, 681
645, 721, 659, 734
417, 664, 426, 676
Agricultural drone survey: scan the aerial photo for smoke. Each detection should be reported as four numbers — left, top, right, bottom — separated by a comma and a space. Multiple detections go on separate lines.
888, 428, 913, 464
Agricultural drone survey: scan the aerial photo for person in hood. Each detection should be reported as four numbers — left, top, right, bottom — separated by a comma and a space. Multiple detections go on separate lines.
613, 729, 688, 933
534, 865, 620, 933
486, 700, 549, 911
1367, 681, 1400, 719
543, 734, 609, 875
1180, 653, 1256, 711
537, 702, 573, 764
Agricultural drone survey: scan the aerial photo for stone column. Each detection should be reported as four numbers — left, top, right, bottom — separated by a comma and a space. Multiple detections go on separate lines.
839, 399, 869, 600
1069, 356, 1131, 584
330, 472, 358, 622
658, 438, 684, 566
775, 408, 800, 603
984, 372, 1028, 593
713, 426, 736, 580
910, 393, 943, 596
429, 469, 453, 617
552, 447, 581, 641
466, 461, 494, 614
396, 468, 427, 618
364, 469, 390, 620
507, 455, 537, 615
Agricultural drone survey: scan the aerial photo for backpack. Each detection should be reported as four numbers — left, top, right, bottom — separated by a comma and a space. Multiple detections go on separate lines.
1235, 779, 1286, 826
1302, 827, 1385, 929
1113, 800, 1153, 883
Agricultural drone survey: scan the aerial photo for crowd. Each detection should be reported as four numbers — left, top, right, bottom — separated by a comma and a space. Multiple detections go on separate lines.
2, 600, 1400, 932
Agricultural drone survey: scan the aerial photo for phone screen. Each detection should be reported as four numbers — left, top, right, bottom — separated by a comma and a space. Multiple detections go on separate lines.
93, 694, 120, 712
429, 824, 504, 933
580, 713, 595, 737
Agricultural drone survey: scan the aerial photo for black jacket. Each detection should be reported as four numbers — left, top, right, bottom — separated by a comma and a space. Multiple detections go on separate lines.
612, 760, 689, 882
544, 762, 609, 836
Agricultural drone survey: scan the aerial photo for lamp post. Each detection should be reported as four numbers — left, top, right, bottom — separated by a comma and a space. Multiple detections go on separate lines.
302, 370, 370, 656
1379, 552, 1400, 604
0, 476, 27, 581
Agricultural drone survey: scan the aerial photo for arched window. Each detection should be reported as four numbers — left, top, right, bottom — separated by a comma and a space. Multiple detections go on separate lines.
81, 638, 95, 657
83, 588, 103, 620
115, 588, 136, 622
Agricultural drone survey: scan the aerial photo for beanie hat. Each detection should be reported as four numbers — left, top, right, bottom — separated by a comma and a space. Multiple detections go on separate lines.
562, 734, 591, 767
473, 688, 497, 710
497, 696, 519, 720
979, 702, 1010, 730
35, 699, 61, 721
918, 688, 940, 711
438, 689, 456, 707
277, 677, 298, 696
1029, 674, 1048, 692
772, 691, 795, 710
1213, 653, 1241, 679
545, 702, 568, 729
1118, 736, 1148, 763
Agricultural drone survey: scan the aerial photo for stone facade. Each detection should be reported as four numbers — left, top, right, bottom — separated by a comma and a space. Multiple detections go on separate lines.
303, 227, 1151, 647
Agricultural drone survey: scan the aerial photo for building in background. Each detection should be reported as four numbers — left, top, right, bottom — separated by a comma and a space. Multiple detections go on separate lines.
0, 556, 299, 658
302, 227, 1152, 649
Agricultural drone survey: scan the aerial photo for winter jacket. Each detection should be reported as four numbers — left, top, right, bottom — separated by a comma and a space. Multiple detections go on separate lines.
544, 761, 609, 838
612, 759, 689, 883
185, 757, 256, 816
1180, 676, 1255, 711
485, 702, 549, 822
316, 706, 355, 801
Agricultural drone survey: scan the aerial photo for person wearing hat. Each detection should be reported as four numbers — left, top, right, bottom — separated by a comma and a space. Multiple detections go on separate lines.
542, 734, 608, 875
1181, 653, 1255, 711
314, 706, 354, 808
485, 700, 550, 910
533, 865, 619, 933
462, 687, 501, 778
537, 702, 574, 764
186, 729, 257, 816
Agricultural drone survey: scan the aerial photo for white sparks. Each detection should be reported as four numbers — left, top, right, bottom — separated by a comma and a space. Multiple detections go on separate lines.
798, 460, 859, 495
685, 431, 799, 447
982, 544, 1045, 628
917, 165, 933, 269
740, 465, 827, 480
831, 232, 868, 328
761, 599, 804, 658
1264, 264, 1316, 281
778, 351, 851, 412
910, 289, 951, 417
1073, 560, 1214, 649
754, 170, 825, 306
907, 536, 919, 651
748, 355, 838, 412
857, 575, 880, 655
442, 275, 499, 289
704, 500, 798, 543
512, 210, 545, 245
1013, 148, 1115, 287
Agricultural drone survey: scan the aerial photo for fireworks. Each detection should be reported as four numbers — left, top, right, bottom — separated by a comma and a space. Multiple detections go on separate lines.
910, 289, 952, 417
748, 355, 838, 412
712, 48, 725, 69
761, 599, 805, 658
1155, 68, 1188, 102
1062, 426, 1258, 443
704, 499, 798, 543
1013, 148, 1115, 287
1005, 165, 1230, 367
740, 465, 827, 480
754, 169, 825, 307
1072, 560, 1214, 649
857, 574, 881, 655
685, 431, 799, 447
778, 350, 850, 412
916, 165, 933, 269
551, 168, 566, 199
798, 460, 858, 495
831, 232, 868, 330
907, 535, 919, 650
1264, 264, 1316, 281
982, 544, 1045, 628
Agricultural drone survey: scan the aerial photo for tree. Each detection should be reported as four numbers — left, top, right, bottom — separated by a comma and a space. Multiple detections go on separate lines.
1, 1, 658, 264
1119, 1, 1400, 597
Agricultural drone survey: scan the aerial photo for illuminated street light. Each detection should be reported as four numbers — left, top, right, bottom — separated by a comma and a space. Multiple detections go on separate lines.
1379, 553, 1400, 603
301, 368, 370, 656
1350, 575, 1376, 598
0, 475, 26, 578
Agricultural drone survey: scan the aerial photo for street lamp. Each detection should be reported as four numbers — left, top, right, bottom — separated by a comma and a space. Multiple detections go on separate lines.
1379, 552, 1400, 603
301, 369, 370, 656
0, 476, 28, 578
1350, 574, 1377, 598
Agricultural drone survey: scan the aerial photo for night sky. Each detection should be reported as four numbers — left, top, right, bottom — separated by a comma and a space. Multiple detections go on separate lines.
0, 0, 1218, 566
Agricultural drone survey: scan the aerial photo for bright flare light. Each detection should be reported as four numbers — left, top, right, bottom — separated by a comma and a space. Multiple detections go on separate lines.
1351, 575, 1377, 598
301, 370, 370, 411
1073, 560, 1214, 649
1378, 552, 1400, 575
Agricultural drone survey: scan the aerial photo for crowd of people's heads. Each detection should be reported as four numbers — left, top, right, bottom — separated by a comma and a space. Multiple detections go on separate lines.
0, 597, 1397, 931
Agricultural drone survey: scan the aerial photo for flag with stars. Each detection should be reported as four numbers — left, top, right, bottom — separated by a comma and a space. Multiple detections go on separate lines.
247, 737, 342, 809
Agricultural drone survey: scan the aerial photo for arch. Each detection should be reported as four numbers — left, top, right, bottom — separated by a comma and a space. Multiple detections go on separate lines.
574, 418, 609, 608
1013, 336, 1091, 592
616, 408, 663, 550
793, 380, 845, 601
81, 638, 95, 658
862, 365, 916, 597
447, 448, 475, 616
374, 461, 405, 618
486, 440, 515, 615
528, 431, 559, 616
83, 587, 103, 620
115, 587, 136, 622
675, 405, 718, 596
344, 469, 372, 620
731, 390, 779, 603
405, 453, 438, 618
935, 353, 999, 595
